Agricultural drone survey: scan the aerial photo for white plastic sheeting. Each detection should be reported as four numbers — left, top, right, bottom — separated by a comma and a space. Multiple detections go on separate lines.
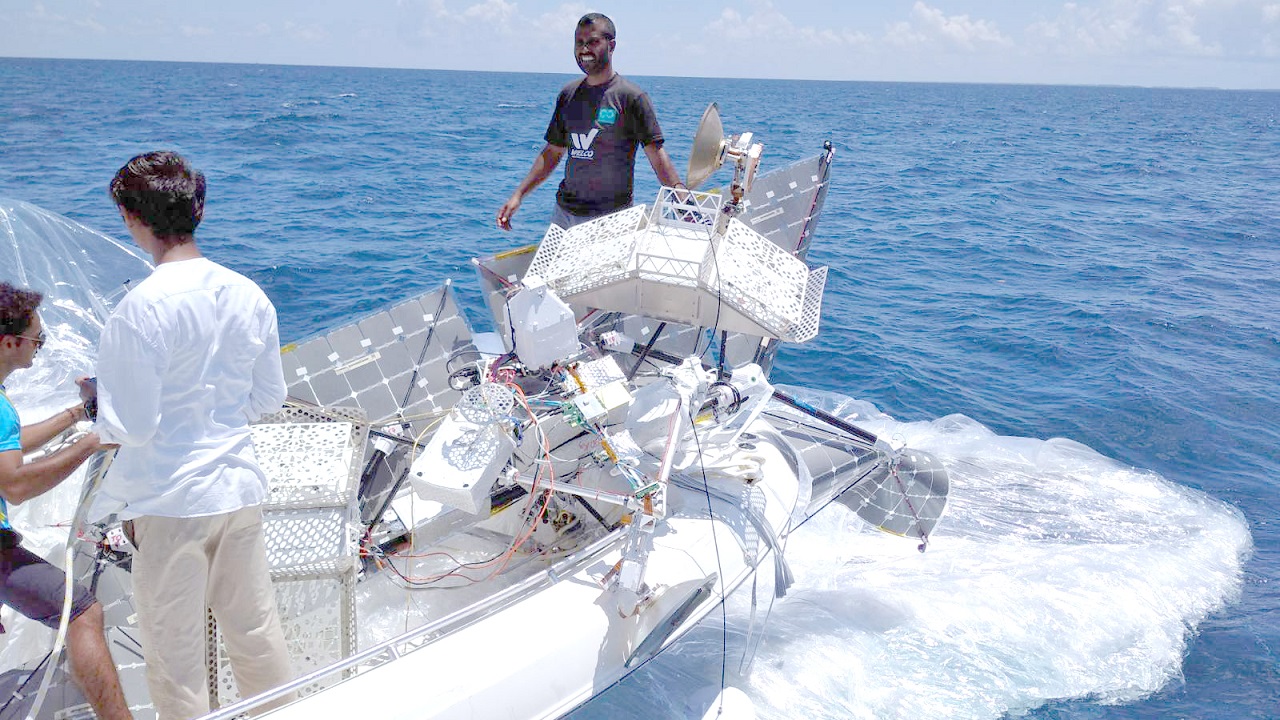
0, 199, 149, 670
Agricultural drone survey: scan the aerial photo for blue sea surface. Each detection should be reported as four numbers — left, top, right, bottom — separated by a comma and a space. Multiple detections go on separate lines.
1, 59, 1277, 718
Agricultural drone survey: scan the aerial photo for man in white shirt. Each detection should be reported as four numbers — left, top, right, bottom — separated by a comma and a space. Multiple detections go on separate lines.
90, 151, 294, 719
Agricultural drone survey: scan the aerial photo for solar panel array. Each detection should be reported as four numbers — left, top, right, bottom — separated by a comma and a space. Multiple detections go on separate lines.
281, 284, 476, 430
279, 285, 478, 530
739, 150, 834, 257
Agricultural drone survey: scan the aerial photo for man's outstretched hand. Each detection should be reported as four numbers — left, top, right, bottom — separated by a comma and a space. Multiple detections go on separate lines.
497, 195, 522, 231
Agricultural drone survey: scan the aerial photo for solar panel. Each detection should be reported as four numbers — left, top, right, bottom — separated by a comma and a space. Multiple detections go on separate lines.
281, 284, 479, 529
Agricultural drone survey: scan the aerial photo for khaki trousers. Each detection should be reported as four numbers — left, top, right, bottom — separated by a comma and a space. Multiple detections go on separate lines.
132, 506, 295, 720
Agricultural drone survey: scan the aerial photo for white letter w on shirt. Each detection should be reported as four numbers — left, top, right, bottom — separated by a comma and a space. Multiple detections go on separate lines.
570, 128, 600, 151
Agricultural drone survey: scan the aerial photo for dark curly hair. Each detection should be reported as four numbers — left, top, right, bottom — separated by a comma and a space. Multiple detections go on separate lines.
578, 13, 615, 39
109, 150, 206, 243
0, 282, 42, 338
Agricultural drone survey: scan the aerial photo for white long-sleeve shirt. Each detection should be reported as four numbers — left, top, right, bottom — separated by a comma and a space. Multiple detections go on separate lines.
89, 257, 287, 521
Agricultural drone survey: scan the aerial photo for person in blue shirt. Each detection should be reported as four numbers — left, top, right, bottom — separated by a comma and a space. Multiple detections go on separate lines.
0, 281, 131, 719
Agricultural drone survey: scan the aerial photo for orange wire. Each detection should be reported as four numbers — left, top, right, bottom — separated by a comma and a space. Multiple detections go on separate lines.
385, 380, 561, 586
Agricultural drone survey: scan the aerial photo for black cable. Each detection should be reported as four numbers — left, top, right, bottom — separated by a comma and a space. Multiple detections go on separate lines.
505, 300, 518, 358
791, 142, 835, 256
626, 322, 666, 382
717, 330, 729, 379
0, 651, 53, 719
572, 495, 613, 531
445, 347, 484, 373
548, 430, 589, 456
395, 284, 452, 419
360, 285, 452, 532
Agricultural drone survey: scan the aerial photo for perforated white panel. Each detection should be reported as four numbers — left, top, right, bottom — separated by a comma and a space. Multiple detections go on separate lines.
526, 189, 825, 343
526, 204, 646, 298
252, 422, 356, 509
709, 218, 814, 338
209, 408, 365, 709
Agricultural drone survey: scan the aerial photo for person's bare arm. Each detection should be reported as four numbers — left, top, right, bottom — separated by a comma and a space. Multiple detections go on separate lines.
497, 143, 567, 230
0, 432, 104, 506
18, 403, 87, 452
644, 142, 684, 189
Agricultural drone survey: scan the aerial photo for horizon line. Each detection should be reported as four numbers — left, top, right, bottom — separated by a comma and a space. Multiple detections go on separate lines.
4, 54, 1276, 94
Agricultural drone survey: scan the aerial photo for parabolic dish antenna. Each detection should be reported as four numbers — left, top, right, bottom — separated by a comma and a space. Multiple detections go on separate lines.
686, 102, 726, 191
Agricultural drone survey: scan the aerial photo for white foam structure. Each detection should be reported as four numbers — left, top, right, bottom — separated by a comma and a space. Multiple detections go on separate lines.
575, 387, 1251, 719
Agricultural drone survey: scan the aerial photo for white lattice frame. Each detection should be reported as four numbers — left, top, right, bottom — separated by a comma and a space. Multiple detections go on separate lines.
650, 187, 723, 230
634, 250, 704, 288
207, 405, 368, 708
526, 189, 825, 343
528, 205, 646, 298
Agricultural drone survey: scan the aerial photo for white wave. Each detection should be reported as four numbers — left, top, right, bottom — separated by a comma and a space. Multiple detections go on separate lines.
574, 392, 1251, 718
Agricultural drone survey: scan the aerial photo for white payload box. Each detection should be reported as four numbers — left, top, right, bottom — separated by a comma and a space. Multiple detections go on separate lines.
409, 384, 516, 514
505, 274, 579, 370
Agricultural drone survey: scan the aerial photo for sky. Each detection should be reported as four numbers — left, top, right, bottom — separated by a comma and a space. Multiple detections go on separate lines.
2, 0, 1278, 89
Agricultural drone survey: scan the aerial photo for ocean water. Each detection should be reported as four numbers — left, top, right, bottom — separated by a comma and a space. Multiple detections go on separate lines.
0, 59, 1276, 719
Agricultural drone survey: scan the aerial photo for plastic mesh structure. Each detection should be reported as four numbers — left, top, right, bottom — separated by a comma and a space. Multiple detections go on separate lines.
208, 406, 367, 708
526, 188, 825, 342
527, 204, 647, 296
707, 217, 828, 342
474, 150, 835, 377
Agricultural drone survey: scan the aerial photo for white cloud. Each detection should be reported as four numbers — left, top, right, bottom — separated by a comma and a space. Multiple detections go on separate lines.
1161, 3, 1221, 54
283, 21, 327, 44
9, 0, 1265, 87
1024, 0, 1278, 58
25, 2, 67, 25
75, 16, 105, 33
886, 2, 1011, 51
529, 3, 587, 41
24, 2, 106, 35
460, 0, 518, 24
407, 0, 524, 38
707, 1, 871, 46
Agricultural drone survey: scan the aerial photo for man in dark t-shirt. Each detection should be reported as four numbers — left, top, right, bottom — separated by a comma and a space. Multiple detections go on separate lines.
497, 13, 684, 231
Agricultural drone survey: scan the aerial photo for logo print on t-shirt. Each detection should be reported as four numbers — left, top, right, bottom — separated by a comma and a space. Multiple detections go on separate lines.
597, 108, 618, 125
569, 128, 600, 160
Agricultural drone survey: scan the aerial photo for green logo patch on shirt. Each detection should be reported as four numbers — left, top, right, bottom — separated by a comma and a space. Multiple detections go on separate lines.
597, 107, 618, 125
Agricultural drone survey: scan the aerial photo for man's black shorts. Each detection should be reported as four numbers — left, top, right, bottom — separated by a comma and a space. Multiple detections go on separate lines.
0, 529, 95, 630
